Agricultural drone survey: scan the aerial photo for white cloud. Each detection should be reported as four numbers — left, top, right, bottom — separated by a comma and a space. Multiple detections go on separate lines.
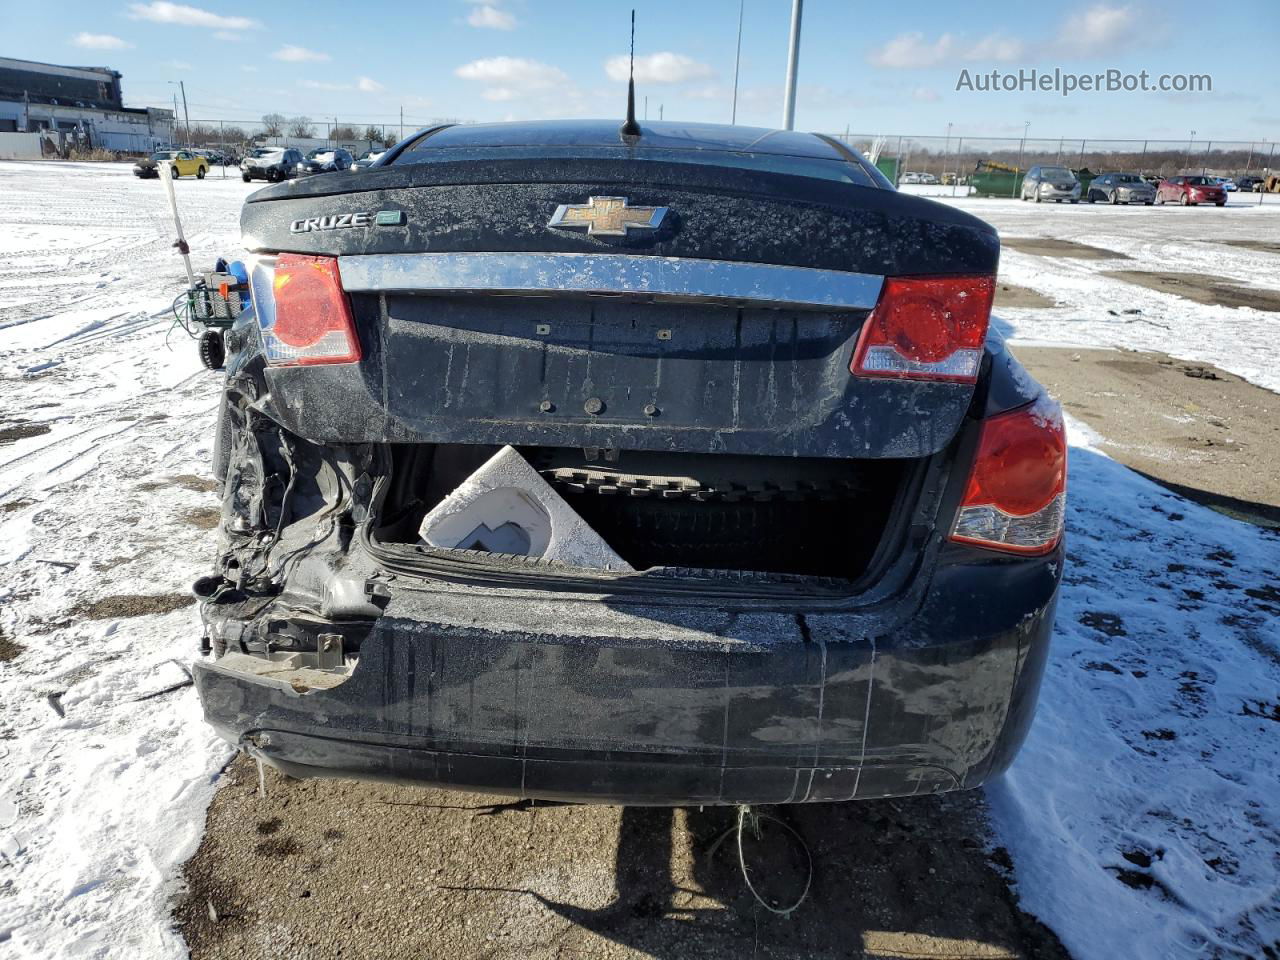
467, 4, 515, 29
870, 30, 1025, 67
167, 59, 193, 71
272, 45, 330, 62
964, 33, 1025, 61
297, 76, 382, 93
71, 32, 132, 50
604, 52, 714, 85
1054, 5, 1142, 56
455, 56, 568, 100
870, 32, 956, 68
912, 86, 941, 102
127, 2, 258, 30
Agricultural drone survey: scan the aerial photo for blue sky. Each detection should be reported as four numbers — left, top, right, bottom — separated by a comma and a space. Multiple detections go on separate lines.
8, 0, 1278, 140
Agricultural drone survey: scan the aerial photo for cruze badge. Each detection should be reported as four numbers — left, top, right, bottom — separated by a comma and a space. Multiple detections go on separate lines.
290, 210, 406, 233
548, 196, 667, 236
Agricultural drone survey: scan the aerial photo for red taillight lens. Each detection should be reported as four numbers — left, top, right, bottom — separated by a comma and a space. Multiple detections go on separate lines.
263, 254, 361, 366
950, 399, 1067, 555
851, 275, 994, 382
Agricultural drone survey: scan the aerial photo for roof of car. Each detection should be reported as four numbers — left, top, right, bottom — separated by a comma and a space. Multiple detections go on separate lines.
413, 119, 845, 161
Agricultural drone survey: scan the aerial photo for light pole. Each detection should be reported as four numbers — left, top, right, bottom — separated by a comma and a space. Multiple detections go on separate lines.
1014, 121, 1029, 198
943, 121, 952, 182
730, 0, 744, 125
1184, 130, 1195, 171
168, 80, 190, 146
781, 0, 803, 130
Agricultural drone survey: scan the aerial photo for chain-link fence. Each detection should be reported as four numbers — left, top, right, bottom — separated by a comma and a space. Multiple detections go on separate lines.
828, 133, 1279, 195
163, 117, 463, 158
160, 120, 1278, 196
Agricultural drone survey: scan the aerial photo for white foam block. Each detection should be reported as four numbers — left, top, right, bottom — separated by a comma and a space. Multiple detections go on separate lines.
418, 445, 634, 572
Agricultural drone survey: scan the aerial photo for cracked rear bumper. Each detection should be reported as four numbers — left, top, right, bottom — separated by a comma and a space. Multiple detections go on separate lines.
193, 546, 1059, 805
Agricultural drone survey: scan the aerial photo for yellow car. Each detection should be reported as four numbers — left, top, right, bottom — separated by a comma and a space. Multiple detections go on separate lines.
132, 150, 209, 180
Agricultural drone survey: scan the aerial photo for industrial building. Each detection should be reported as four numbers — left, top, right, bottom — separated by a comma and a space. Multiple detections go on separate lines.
0, 56, 174, 153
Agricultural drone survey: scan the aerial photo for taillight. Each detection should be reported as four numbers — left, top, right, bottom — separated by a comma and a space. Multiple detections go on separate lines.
851, 275, 994, 382
950, 399, 1067, 555
258, 253, 361, 366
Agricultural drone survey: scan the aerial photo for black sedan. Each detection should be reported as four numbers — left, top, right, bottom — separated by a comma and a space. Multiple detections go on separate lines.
193, 119, 1064, 806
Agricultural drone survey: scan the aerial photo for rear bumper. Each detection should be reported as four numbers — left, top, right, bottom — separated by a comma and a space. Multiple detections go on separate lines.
193, 544, 1060, 805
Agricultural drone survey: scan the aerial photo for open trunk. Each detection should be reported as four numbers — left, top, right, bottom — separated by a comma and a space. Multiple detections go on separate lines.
371, 443, 914, 582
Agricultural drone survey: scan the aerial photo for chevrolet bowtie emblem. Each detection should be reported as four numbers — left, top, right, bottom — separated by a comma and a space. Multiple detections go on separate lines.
548, 196, 668, 236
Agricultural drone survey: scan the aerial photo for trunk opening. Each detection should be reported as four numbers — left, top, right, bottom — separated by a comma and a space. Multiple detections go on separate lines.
372, 443, 912, 581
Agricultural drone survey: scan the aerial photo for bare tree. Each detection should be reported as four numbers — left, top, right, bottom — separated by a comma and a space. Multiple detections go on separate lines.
287, 116, 315, 138
331, 125, 358, 141
362, 125, 384, 143
261, 113, 286, 137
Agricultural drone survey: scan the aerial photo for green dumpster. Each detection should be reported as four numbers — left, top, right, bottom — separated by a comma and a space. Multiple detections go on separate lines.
875, 156, 900, 185
970, 170, 1024, 198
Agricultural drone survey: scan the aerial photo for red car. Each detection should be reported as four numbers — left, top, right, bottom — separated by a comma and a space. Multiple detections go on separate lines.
1156, 175, 1226, 206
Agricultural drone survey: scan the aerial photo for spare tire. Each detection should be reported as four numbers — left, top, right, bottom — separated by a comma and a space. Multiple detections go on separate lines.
198, 329, 226, 370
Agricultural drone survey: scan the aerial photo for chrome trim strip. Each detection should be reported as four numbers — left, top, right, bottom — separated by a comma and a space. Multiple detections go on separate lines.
336, 252, 883, 311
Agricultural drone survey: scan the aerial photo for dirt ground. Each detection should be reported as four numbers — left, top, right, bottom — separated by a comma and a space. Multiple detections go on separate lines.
1015, 347, 1280, 528
1000, 238, 1127, 260
1102, 271, 1280, 313
175, 757, 1068, 960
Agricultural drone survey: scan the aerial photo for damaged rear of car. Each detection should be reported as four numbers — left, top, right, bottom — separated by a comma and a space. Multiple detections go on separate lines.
195, 120, 1064, 805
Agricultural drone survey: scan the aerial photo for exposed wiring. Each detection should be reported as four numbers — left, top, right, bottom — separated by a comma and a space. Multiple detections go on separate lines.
709, 805, 813, 917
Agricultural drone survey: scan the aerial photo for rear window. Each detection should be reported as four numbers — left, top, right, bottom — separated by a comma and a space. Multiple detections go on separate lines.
388, 143, 876, 186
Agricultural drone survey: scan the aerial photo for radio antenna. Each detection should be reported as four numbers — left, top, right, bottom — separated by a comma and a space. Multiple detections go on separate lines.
620, 9, 641, 137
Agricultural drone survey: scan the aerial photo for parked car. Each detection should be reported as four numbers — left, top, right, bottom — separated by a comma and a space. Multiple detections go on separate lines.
1215, 177, 1238, 192
1155, 175, 1226, 206
133, 149, 209, 180
1236, 176, 1265, 192
194, 119, 1065, 806
241, 147, 304, 183
352, 149, 387, 171
297, 147, 354, 175
1086, 172, 1155, 205
919, 172, 940, 185
196, 148, 228, 167
1020, 165, 1081, 203
901, 171, 922, 184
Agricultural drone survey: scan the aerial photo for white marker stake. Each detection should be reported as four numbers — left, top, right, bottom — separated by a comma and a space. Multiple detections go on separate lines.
160, 160, 196, 288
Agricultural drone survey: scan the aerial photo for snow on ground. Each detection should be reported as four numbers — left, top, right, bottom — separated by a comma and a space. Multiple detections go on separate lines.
989, 417, 1280, 959
0, 161, 1276, 960
0, 162, 248, 959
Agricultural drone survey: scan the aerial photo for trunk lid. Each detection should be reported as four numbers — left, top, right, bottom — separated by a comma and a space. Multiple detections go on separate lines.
242, 157, 999, 460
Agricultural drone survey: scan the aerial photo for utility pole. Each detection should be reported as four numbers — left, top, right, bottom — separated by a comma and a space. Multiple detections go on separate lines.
1014, 121, 1029, 198
730, 0, 744, 125
644, 95, 648, 120
168, 81, 190, 145
171, 92, 179, 145
399, 106, 404, 141
659, 103, 664, 121
781, 0, 803, 130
